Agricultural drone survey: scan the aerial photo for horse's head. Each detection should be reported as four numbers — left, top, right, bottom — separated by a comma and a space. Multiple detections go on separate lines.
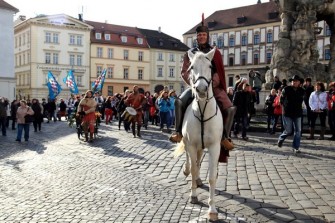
188, 47, 216, 100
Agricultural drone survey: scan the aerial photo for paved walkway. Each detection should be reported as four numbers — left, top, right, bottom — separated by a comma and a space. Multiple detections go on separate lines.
0, 120, 334, 223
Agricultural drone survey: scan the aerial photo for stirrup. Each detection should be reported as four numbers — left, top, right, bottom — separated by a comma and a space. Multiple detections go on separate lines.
221, 138, 234, 150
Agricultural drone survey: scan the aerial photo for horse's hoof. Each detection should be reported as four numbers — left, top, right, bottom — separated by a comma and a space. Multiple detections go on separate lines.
183, 170, 190, 177
208, 212, 218, 221
190, 196, 198, 204
196, 178, 203, 187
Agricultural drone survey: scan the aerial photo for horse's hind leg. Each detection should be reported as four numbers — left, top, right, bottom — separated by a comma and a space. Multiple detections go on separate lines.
196, 149, 203, 187
207, 145, 220, 221
183, 152, 190, 176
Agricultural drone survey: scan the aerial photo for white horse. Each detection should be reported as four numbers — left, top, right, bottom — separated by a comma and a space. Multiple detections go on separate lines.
174, 47, 223, 221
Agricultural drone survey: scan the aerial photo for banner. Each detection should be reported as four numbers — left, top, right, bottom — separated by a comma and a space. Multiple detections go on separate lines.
92, 68, 107, 92
63, 70, 79, 94
47, 71, 62, 99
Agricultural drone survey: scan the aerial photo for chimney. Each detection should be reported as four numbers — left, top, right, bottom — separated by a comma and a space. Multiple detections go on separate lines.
19, 15, 26, 21
158, 26, 161, 33
78, 13, 83, 21
257, 0, 261, 3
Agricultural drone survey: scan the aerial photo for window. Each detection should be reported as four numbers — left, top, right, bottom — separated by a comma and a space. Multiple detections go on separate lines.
97, 47, 103, 58
45, 32, 51, 43
138, 69, 143, 80
254, 34, 260, 45
77, 76, 82, 86
229, 57, 234, 66
108, 48, 113, 59
137, 38, 143, 44
217, 36, 224, 48
53, 33, 59, 44
229, 37, 235, 47
45, 53, 51, 64
105, 34, 110, 40
123, 68, 129, 79
121, 36, 127, 43
124, 50, 129, 60
157, 67, 163, 77
95, 32, 101, 39
53, 53, 59, 64
70, 35, 75, 45
107, 67, 113, 78
241, 54, 247, 65
326, 25, 332, 36
228, 76, 234, 87
169, 67, 174, 77
97, 66, 102, 77
266, 52, 272, 64
108, 86, 113, 96
267, 32, 273, 43
138, 51, 143, 61
193, 39, 197, 48
169, 53, 175, 62
77, 55, 82, 66
70, 55, 75, 65
254, 53, 259, 65
180, 84, 185, 93
158, 52, 163, 61
77, 36, 82, 45
325, 49, 331, 60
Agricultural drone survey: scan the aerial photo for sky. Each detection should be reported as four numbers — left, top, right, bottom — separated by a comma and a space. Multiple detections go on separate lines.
6, 0, 262, 41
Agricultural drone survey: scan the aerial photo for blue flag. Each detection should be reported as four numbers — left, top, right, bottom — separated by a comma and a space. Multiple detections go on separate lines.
63, 70, 79, 94
92, 68, 107, 92
47, 71, 62, 99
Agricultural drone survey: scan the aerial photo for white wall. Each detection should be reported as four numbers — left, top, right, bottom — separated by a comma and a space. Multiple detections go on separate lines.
0, 8, 16, 100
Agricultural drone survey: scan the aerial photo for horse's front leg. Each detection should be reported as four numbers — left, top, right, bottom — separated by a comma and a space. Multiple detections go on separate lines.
189, 146, 198, 204
207, 144, 220, 221
196, 149, 203, 187
183, 151, 190, 176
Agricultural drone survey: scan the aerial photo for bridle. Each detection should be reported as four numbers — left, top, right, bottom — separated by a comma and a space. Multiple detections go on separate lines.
189, 57, 219, 149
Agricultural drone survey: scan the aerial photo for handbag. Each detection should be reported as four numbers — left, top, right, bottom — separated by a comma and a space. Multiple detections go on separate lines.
24, 108, 34, 123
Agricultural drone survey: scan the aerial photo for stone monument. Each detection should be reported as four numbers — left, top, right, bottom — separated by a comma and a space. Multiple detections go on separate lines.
265, 0, 334, 89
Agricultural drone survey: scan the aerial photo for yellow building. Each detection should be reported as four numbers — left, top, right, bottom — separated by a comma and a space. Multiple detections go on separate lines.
14, 14, 93, 100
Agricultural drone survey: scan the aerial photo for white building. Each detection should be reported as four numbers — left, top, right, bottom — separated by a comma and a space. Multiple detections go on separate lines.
0, 0, 18, 101
14, 14, 93, 100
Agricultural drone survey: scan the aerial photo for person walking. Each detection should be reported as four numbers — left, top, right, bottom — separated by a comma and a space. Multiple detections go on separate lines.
327, 82, 335, 140
16, 100, 35, 142
277, 75, 305, 154
271, 88, 283, 134
264, 89, 277, 133
10, 99, 19, 130
31, 99, 43, 132
307, 82, 328, 140
0, 97, 8, 136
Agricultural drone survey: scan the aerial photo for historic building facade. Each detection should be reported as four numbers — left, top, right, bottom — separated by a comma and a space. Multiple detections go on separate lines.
182, 1, 332, 87
14, 14, 92, 100
0, 0, 18, 101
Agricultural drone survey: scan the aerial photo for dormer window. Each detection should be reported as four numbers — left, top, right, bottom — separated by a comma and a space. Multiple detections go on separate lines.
268, 12, 279, 19
95, 32, 101, 39
121, 36, 127, 43
137, 37, 143, 44
237, 16, 247, 24
105, 34, 110, 40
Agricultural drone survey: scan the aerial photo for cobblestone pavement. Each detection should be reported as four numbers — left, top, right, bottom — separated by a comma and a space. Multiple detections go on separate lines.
0, 120, 334, 223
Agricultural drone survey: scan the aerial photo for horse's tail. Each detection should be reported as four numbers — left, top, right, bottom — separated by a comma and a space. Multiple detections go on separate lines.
173, 141, 185, 158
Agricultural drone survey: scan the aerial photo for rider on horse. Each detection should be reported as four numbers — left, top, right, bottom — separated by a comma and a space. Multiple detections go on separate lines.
169, 15, 236, 153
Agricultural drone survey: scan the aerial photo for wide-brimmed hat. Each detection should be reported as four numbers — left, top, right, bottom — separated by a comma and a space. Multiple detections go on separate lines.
289, 75, 301, 82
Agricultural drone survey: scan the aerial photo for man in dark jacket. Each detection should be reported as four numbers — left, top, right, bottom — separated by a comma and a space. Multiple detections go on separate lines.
0, 97, 8, 136
277, 75, 305, 153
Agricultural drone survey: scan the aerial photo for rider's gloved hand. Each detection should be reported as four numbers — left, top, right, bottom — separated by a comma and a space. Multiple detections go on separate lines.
79, 111, 86, 116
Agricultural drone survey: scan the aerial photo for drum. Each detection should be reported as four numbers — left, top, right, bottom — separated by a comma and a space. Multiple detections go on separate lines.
121, 107, 137, 122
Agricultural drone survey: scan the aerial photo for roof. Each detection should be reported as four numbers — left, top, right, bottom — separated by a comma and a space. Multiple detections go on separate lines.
0, 0, 19, 13
184, 1, 280, 35
85, 20, 149, 48
137, 28, 189, 51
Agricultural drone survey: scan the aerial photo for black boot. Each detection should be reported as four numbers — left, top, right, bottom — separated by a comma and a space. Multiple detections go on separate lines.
84, 133, 88, 142
89, 133, 94, 142
220, 106, 236, 150
132, 124, 136, 138
318, 127, 325, 140
306, 128, 314, 140
137, 125, 142, 138
169, 98, 184, 143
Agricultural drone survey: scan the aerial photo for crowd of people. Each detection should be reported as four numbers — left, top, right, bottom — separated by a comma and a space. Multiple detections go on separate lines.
0, 85, 180, 143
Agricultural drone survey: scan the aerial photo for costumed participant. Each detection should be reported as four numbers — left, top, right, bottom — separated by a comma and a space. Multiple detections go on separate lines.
77, 90, 97, 142
125, 85, 146, 138
169, 14, 236, 162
